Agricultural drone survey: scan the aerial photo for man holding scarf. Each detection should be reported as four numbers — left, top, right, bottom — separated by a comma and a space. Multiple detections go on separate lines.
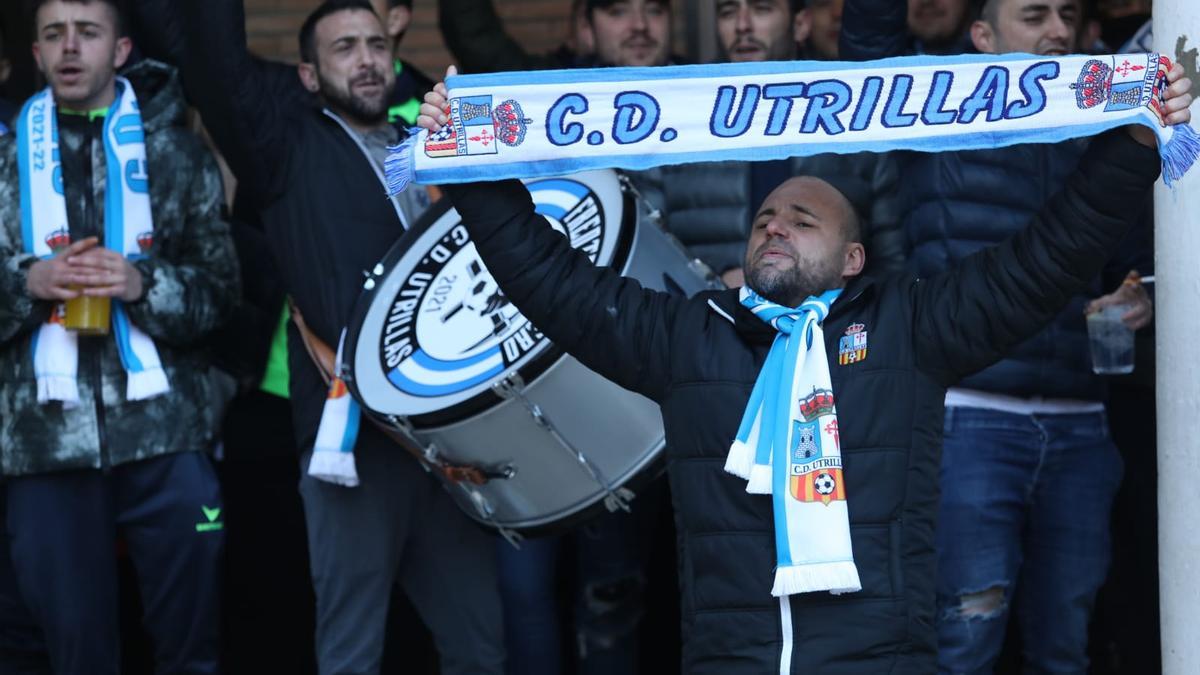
0, 0, 238, 670
415, 63, 1193, 673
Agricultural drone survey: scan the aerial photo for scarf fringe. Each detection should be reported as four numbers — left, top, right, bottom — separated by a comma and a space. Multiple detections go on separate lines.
1161, 123, 1200, 187
126, 367, 169, 402
771, 561, 863, 597
724, 440, 755, 479
746, 464, 773, 494
307, 450, 360, 487
37, 376, 80, 408
384, 130, 420, 195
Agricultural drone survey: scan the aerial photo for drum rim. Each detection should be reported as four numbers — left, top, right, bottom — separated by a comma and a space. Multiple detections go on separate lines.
344, 174, 640, 429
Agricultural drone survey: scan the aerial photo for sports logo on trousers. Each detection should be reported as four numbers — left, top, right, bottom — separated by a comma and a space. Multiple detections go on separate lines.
425, 95, 533, 158
838, 323, 868, 366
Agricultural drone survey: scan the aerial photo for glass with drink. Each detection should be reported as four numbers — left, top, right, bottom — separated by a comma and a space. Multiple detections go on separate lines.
1086, 305, 1134, 375
64, 291, 111, 335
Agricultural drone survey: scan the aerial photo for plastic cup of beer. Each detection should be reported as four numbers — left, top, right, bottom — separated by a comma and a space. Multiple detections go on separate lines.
1086, 305, 1134, 375
64, 292, 111, 336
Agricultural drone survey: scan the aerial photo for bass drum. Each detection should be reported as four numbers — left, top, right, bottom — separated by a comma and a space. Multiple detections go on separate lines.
344, 170, 717, 534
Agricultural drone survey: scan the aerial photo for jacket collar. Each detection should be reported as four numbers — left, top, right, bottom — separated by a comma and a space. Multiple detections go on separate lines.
708, 275, 877, 345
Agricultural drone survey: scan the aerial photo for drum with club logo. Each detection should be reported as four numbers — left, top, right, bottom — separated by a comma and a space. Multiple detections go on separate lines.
343, 170, 717, 536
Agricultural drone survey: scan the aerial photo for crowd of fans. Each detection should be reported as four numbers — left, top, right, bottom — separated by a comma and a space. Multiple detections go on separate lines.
0, 0, 1167, 673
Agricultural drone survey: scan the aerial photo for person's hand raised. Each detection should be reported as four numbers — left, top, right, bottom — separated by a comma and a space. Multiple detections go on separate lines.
1128, 62, 1193, 147
418, 65, 457, 134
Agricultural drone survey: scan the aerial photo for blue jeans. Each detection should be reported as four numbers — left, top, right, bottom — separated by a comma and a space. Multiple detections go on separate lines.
935, 407, 1123, 675
496, 478, 664, 675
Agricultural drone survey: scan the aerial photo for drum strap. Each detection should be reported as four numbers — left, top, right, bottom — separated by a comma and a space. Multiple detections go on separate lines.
287, 298, 496, 486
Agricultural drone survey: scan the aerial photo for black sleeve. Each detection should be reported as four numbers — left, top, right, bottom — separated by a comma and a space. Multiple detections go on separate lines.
439, 0, 562, 73
913, 131, 1162, 384
444, 180, 683, 402
177, 0, 298, 209
127, 0, 187, 66
839, 0, 911, 61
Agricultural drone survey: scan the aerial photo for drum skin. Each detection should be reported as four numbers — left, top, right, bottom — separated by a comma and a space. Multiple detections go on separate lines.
344, 170, 717, 532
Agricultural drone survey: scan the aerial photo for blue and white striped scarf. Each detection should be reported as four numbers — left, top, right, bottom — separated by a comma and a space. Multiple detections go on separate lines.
17, 78, 168, 407
726, 288, 860, 597
386, 52, 1198, 192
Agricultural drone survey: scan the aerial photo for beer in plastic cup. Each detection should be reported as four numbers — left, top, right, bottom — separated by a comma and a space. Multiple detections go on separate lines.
64, 292, 111, 336
1086, 305, 1134, 375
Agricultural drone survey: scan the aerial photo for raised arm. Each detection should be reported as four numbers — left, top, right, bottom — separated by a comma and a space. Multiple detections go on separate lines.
444, 178, 681, 402
439, 0, 568, 73
173, 0, 299, 209
839, 0, 911, 61
913, 130, 1160, 383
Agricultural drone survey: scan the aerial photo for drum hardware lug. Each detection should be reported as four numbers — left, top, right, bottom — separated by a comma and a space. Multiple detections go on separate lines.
388, 415, 441, 464
459, 484, 524, 549
617, 173, 663, 226
492, 371, 635, 514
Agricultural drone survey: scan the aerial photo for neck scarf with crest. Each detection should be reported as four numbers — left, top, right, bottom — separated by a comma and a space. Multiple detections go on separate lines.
727, 287, 860, 597
17, 77, 168, 407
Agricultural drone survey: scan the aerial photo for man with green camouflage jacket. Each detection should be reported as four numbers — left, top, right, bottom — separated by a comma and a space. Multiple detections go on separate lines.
0, 1, 238, 671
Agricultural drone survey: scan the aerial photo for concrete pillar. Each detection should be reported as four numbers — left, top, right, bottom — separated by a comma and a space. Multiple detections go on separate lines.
1154, 6, 1200, 673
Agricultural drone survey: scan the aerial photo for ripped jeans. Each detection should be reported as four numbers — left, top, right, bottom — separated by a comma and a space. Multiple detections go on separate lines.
935, 407, 1123, 675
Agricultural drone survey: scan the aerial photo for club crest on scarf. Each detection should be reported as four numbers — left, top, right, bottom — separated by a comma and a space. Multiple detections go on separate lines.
425, 95, 532, 158
838, 323, 868, 366
789, 388, 845, 506
44, 228, 70, 253
1072, 54, 1170, 119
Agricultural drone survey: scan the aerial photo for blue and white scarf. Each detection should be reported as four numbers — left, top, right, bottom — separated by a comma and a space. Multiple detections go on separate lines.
17, 78, 168, 407
386, 52, 1198, 192
308, 330, 362, 487
726, 288, 860, 597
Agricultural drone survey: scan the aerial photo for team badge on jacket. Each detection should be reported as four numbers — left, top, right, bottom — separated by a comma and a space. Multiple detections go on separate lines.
838, 323, 868, 365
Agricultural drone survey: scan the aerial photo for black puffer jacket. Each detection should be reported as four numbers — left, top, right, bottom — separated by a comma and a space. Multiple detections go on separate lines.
445, 131, 1159, 673
839, 0, 1151, 400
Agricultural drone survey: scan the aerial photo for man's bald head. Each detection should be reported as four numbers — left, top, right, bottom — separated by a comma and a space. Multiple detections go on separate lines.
743, 176, 866, 307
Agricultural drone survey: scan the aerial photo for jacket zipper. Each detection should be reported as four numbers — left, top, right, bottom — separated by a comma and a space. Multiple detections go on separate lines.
82, 124, 111, 472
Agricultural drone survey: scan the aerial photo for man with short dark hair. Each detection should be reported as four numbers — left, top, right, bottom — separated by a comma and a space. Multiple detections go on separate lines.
0, 0, 238, 671
584, 0, 673, 67
417, 65, 1192, 673
174, 1, 505, 672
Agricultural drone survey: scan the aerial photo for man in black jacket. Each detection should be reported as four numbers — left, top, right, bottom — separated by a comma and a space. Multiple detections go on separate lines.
841, 0, 1154, 671
174, 2, 505, 673
416, 68, 1192, 673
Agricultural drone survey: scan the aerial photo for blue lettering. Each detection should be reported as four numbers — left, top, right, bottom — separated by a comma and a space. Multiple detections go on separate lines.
710, 85, 761, 138
921, 70, 957, 125
546, 94, 589, 146
1006, 61, 1059, 119
125, 160, 150, 193
112, 114, 144, 145
761, 83, 806, 136
800, 80, 852, 135
850, 76, 884, 131
611, 91, 660, 145
959, 66, 1010, 124
881, 75, 918, 128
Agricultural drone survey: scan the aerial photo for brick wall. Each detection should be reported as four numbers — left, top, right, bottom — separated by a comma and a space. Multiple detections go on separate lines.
244, 0, 574, 77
